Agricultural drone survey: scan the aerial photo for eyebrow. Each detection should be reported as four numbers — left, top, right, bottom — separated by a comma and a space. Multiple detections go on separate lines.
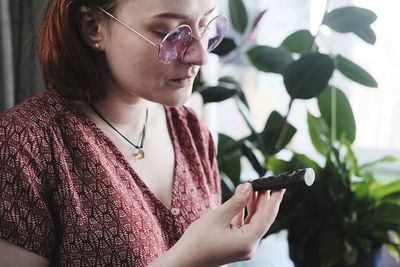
152, 6, 216, 20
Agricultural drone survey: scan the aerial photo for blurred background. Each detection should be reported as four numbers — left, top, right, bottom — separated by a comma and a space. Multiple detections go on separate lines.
210, 0, 400, 182
205, 1, 400, 265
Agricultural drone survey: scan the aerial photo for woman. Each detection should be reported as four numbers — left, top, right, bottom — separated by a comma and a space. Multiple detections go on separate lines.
0, 0, 285, 266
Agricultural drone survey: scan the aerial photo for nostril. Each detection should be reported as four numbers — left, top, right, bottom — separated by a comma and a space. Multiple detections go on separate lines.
179, 40, 209, 67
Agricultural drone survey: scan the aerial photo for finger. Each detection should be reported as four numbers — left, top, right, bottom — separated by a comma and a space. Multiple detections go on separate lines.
231, 208, 244, 227
265, 189, 271, 200
258, 189, 285, 222
219, 183, 253, 223
249, 189, 286, 236
244, 191, 257, 224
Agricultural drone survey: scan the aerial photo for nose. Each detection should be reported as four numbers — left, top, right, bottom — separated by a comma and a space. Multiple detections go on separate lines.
180, 37, 209, 66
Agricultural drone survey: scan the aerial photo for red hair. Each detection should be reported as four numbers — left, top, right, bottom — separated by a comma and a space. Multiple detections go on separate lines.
37, 0, 117, 101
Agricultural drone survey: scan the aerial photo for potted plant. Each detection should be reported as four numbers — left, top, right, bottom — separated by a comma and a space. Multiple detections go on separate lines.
267, 128, 400, 267
194, 0, 400, 266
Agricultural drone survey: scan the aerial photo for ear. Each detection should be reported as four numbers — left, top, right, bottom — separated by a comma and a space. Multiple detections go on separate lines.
79, 6, 104, 50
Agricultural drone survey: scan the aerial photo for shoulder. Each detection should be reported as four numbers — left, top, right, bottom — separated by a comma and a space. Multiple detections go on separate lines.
0, 90, 68, 132
165, 105, 217, 159
0, 92, 59, 194
166, 105, 206, 129
165, 105, 197, 119
165, 105, 211, 139
0, 90, 77, 164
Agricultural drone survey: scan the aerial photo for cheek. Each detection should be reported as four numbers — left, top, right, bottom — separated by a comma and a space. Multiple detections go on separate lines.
133, 53, 168, 88
107, 42, 163, 81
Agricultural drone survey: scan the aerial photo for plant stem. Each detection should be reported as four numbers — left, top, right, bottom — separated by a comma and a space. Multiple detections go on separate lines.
272, 98, 294, 153
331, 86, 337, 143
330, 143, 347, 176
308, 0, 331, 53
271, 0, 332, 155
235, 97, 267, 156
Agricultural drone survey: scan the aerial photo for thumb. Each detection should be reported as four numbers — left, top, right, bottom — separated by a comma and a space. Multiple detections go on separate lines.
220, 183, 253, 222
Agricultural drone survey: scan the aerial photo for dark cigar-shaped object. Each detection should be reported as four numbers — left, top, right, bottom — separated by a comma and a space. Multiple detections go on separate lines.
250, 168, 315, 191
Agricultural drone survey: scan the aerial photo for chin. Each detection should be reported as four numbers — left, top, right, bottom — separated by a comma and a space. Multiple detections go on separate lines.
161, 89, 192, 107
163, 95, 191, 107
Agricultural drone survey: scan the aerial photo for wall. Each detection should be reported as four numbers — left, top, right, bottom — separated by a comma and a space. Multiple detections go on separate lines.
0, 0, 45, 111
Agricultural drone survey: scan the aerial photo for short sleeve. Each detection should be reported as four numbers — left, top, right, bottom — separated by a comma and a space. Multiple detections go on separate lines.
0, 115, 55, 258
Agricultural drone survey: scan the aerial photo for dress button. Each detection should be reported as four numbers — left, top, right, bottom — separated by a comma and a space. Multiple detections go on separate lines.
171, 208, 180, 216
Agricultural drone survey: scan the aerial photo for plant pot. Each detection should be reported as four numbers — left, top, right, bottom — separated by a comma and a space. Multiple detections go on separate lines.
289, 243, 383, 267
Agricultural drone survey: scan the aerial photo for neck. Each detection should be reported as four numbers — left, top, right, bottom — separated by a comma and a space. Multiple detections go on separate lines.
88, 96, 155, 160
88, 95, 160, 143
93, 91, 152, 126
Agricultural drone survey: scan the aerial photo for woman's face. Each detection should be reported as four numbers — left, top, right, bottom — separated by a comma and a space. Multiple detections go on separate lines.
100, 0, 217, 106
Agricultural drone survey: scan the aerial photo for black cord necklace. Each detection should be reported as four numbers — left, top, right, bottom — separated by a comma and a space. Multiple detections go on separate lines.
89, 104, 149, 160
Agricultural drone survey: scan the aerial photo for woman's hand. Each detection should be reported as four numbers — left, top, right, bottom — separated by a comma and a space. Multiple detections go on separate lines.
150, 183, 285, 267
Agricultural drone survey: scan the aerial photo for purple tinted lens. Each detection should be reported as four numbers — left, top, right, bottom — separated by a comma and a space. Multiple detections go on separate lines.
159, 26, 191, 64
205, 16, 228, 52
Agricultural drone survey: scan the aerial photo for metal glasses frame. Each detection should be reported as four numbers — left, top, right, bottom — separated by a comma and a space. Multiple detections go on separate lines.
97, 7, 227, 64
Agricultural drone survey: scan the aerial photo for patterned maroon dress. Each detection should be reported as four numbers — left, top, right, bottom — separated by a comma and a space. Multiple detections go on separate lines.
0, 90, 221, 266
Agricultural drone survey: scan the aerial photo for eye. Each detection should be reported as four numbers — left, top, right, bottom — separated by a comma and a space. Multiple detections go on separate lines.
199, 17, 213, 35
153, 31, 168, 39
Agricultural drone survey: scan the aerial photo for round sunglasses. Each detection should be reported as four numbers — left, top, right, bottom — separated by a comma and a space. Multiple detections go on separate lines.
98, 7, 228, 64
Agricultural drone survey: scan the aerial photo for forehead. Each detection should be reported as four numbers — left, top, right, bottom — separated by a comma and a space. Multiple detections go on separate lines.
116, 0, 216, 21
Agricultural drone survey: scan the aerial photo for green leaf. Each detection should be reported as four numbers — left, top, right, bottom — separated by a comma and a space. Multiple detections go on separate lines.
236, 98, 258, 136
344, 241, 358, 266
323, 158, 349, 197
235, 98, 268, 155
241, 140, 266, 176
219, 76, 240, 85
385, 244, 400, 262
352, 182, 369, 200
354, 26, 377, 45
319, 229, 345, 267
323, 6, 377, 33
367, 203, 400, 225
380, 192, 400, 206
283, 53, 334, 99
221, 173, 235, 202
212, 37, 237, 56
318, 87, 356, 143
342, 140, 360, 176
217, 134, 242, 185
307, 112, 330, 156
229, 0, 248, 34
261, 111, 297, 155
336, 55, 378, 88
281, 29, 314, 54
247, 45, 293, 74
291, 153, 321, 174
370, 180, 400, 199
219, 76, 250, 108
192, 69, 204, 92
354, 238, 372, 252
266, 153, 320, 177
265, 156, 291, 174
198, 85, 237, 103
250, 9, 268, 32
360, 155, 398, 170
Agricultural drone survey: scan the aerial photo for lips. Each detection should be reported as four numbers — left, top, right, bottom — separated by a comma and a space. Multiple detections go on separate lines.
170, 76, 193, 86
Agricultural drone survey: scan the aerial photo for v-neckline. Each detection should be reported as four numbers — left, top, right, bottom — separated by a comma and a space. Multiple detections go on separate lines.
64, 96, 179, 213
